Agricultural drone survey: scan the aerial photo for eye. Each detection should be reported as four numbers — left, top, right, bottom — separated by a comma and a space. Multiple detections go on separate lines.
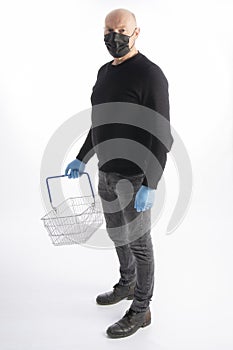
119, 29, 125, 33
104, 28, 113, 34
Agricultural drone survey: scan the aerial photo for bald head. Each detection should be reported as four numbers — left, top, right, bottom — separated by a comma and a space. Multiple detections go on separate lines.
105, 8, 137, 29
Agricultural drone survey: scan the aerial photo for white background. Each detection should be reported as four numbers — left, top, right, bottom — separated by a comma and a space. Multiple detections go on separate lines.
0, 0, 233, 349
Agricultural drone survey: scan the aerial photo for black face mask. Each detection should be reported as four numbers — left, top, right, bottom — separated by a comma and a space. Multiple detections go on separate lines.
104, 28, 136, 58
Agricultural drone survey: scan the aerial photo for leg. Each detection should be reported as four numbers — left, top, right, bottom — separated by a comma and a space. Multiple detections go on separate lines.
100, 172, 155, 337
115, 175, 155, 312
115, 245, 136, 286
97, 170, 136, 285
129, 224, 155, 312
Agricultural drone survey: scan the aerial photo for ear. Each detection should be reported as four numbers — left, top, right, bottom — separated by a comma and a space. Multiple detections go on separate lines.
135, 27, 140, 38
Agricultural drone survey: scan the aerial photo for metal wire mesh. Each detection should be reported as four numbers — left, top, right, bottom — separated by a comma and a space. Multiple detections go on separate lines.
41, 195, 103, 245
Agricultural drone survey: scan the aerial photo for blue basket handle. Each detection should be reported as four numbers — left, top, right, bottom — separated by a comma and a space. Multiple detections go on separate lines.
46, 172, 95, 210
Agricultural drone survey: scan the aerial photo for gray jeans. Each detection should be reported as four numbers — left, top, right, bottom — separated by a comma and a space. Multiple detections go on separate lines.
97, 170, 155, 312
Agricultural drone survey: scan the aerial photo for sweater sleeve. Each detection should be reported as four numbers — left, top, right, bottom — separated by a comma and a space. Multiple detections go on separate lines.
76, 127, 95, 164
140, 65, 173, 189
76, 68, 105, 164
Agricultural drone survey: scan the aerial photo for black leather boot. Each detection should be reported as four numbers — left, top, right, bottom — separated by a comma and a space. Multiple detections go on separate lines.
106, 307, 151, 338
96, 282, 136, 305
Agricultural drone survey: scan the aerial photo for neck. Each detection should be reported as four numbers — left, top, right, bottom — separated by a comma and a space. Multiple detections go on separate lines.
112, 47, 139, 66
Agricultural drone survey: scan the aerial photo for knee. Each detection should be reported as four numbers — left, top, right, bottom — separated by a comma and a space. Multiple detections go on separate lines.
107, 227, 128, 246
129, 237, 154, 261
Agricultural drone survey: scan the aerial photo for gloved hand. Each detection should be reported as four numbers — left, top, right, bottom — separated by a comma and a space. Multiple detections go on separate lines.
65, 159, 85, 179
134, 185, 156, 212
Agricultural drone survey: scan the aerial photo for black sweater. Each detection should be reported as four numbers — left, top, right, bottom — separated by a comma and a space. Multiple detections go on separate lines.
76, 51, 173, 189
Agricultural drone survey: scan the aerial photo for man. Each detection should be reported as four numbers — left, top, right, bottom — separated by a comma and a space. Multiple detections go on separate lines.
65, 8, 173, 338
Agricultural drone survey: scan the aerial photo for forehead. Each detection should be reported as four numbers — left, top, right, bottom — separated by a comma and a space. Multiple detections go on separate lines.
105, 13, 132, 29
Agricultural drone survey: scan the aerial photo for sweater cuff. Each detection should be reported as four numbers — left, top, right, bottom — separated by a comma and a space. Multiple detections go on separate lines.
142, 176, 158, 190
75, 156, 86, 164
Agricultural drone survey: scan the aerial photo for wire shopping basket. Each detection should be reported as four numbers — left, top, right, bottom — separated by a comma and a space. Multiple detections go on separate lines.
41, 172, 103, 246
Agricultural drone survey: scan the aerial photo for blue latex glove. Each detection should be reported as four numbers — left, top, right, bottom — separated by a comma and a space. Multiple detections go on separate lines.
65, 159, 85, 179
134, 185, 156, 212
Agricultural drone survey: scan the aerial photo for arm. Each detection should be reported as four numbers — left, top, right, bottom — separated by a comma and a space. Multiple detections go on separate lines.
65, 127, 95, 179
76, 127, 95, 164
140, 65, 173, 189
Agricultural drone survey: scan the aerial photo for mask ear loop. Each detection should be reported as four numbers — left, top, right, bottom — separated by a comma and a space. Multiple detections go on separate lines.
128, 27, 138, 51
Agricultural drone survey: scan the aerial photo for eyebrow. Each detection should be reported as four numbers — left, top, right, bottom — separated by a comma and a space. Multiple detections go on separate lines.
105, 25, 126, 29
